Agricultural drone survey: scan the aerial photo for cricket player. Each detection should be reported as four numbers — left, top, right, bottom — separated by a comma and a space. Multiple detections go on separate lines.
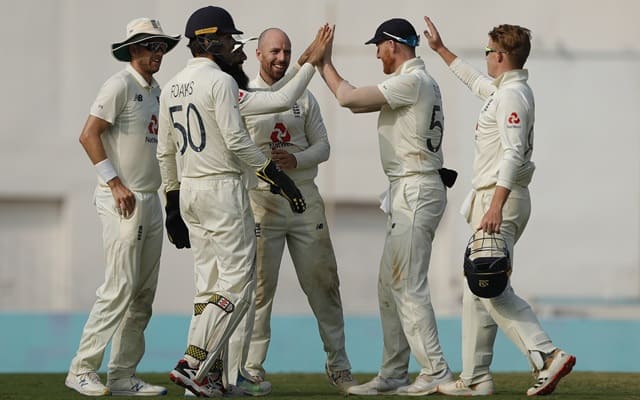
66, 18, 180, 397
158, 6, 314, 397
423, 16, 576, 396
176, 24, 334, 397
317, 19, 455, 396
224, 27, 357, 396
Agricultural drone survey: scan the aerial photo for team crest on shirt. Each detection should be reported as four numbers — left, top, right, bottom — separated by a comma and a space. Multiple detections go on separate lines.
270, 122, 291, 143
238, 89, 247, 103
507, 112, 521, 128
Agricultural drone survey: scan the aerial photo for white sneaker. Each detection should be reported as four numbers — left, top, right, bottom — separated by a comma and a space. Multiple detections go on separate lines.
347, 374, 411, 395
438, 378, 494, 396
526, 349, 576, 396
396, 368, 454, 396
169, 359, 224, 397
65, 371, 111, 396
237, 375, 272, 396
107, 376, 167, 396
325, 363, 358, 394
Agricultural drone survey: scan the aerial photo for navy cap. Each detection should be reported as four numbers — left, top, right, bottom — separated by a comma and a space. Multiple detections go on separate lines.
365, 18, 419, 47
185, 6, 243, 39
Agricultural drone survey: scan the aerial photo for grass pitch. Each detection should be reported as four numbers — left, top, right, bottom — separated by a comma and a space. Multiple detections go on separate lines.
0, 372, 638, 399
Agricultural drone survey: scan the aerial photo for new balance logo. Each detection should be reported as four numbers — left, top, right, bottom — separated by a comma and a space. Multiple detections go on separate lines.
131, 383, 144, 392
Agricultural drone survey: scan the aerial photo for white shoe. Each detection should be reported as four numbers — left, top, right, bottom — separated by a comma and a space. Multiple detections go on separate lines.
347, 374, 411, 395
107, 376, 167, 396
396, 368, 454, 396
325, 363, 358, 394
438, 378, 494, 396
237, 375, 272, 396
169, 359, 224, 397
65, 372, 111, 396
526, 349, 576, 396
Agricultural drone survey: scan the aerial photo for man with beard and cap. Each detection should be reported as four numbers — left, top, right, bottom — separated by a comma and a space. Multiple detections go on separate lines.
158, 6, 329, 397
317, 18, 456, 396
66, 17, 180, 397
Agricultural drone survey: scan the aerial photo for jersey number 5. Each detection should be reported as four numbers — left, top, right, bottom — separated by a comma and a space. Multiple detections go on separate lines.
169, 103, 206, 154
427, 104, 444, 153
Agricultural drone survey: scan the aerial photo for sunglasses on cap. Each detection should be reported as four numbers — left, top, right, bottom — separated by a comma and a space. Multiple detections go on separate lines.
138, 41, 169, 53
382, 31, 419, 47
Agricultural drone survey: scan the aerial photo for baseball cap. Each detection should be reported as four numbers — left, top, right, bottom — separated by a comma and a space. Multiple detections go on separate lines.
111, 18, 181, 62
365, 18, 419, 47
185, 6, 243, 39
232, 34, 257, 52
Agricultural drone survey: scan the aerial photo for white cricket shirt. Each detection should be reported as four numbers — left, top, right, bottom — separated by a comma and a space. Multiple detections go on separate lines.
449, 58, 535, 190
243, 71, 329, 188
157, 58, 268, 192
377, 57, 445, 180
90, 64, 161, 192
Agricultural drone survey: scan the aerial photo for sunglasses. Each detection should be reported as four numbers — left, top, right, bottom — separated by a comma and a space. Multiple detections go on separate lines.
382, 31, 419, 47
138, 41, 169, 53
484, 47, 508, 57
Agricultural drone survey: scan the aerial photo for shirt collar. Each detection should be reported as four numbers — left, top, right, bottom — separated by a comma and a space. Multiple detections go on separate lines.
187, 57, 222, 70
391, 56, 425, 76
492, 69, 529, 88
125, 64, 159, 89
251, 72, 275, 90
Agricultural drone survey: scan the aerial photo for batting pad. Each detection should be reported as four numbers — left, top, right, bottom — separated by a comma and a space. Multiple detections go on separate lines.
193, 283, 254, 382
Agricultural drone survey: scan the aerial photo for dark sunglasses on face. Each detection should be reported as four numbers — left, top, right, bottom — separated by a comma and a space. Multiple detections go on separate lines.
138, 41, 169, 53
484, 47, 508, 57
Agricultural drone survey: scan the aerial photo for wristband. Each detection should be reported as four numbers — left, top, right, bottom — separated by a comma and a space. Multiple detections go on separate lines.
94, 158, 118, 183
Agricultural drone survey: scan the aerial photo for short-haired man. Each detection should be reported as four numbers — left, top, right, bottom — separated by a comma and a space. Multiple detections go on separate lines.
158, 6, 315, 397
318, 19, 455, 396
423, 16, 576, 396
66, 17, 180, 397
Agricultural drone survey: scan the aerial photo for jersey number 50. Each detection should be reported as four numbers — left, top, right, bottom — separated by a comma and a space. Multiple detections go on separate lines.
169, 103, 206, 154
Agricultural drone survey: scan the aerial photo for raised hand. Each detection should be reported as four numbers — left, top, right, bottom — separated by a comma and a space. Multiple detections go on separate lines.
423, 16, 445, 52
304, 24, 333, 66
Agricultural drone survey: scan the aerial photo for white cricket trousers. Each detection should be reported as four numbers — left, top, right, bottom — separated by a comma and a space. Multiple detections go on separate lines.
461, 185, 554, 385
378, 173, 450, 379
179, 176, 256, 366
230, 183, 350, 381
69, 187, 163, 379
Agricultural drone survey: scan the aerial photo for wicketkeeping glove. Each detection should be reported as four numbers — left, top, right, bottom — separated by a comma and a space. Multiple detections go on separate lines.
165, 190, 191, 249
256, 160, 306, 213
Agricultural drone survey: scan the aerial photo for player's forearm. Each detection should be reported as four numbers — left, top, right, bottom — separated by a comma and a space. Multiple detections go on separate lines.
241, 64, 315, 116
489, 185, 511, 212
450, 58, 495, 99
436, 45, 457, 66
319, 62, 344, 100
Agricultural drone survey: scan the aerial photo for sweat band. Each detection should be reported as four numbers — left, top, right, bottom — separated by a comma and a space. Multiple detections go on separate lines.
94, 158, 118, 183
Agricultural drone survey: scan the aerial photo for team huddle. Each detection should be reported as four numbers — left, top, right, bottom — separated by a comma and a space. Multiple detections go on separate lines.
65, 5, 575, 398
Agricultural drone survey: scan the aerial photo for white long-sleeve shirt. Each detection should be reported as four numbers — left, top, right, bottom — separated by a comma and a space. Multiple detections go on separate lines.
157, 60, 316, 192
449, 58, 535, 190
157, 58, 268, 192
243, 72, 329, 188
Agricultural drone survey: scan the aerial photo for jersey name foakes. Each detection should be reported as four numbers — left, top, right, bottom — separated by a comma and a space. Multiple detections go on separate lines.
170, 81, 195, 98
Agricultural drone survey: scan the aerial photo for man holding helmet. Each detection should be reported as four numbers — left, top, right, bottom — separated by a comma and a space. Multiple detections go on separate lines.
423, 16, 576, 396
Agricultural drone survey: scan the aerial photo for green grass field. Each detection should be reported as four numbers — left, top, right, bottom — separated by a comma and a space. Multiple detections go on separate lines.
1, 372, 638, 399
